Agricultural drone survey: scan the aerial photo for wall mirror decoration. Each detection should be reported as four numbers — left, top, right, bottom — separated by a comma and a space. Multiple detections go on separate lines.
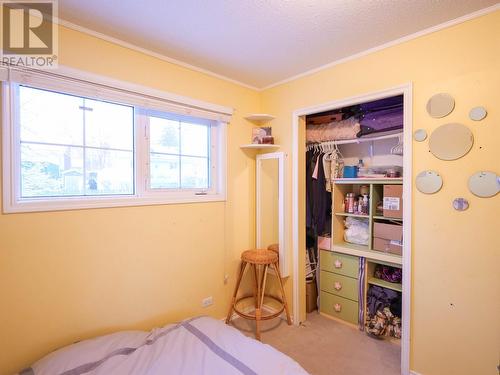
413, 129, 427, 142
429, 123, 473, 160
416, 171, 443, 194
468, 171, 499, 198
453, 198, 469, 211
469, 106, 487, 121
256, 152, 288, 276
426, 93, 455, 118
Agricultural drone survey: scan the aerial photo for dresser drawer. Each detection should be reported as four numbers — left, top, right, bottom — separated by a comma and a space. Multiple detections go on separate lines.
320, 270, 358, 301
320, 291, 359, 325
320, 250, 359, 278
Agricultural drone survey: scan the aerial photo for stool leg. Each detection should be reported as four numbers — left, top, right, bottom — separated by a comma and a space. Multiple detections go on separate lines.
259, 264, 269, 311
255, 264, 268, 341
255, 307, 262, 341
272, 261, 292, 325
252, 264, 259, 309
226, 261, 247, 324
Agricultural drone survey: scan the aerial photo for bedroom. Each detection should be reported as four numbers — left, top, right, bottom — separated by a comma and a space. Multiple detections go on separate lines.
0, 1, 499, 375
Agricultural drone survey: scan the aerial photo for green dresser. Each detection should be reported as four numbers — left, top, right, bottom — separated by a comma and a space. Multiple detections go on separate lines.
319, 250, 359, 325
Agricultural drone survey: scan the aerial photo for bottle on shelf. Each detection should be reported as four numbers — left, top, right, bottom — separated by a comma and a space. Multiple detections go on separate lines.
347, 193, 355, 213
362, 194, 369, 215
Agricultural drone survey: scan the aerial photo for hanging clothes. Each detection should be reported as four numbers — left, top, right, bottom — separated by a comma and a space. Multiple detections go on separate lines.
306, 150, 331, 235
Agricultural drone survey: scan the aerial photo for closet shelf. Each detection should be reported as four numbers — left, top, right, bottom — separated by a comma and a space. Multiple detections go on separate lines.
335, 212, 369, 219
367, 277, 402, 292
332, 242, 403, 266
373, 215, 403, 222
309, 131, 402, 147
333, 178, 403, 184
240, 144, 280, 150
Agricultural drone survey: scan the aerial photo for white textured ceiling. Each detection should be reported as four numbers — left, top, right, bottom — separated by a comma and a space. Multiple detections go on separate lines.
59, 0, 498, 89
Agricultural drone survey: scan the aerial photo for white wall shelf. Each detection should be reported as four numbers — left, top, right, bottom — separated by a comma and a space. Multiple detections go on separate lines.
244, 113, 275, 123
240, 144, 280, 150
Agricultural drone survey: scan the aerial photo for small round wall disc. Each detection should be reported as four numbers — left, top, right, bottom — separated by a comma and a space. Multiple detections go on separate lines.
469, 107, 487, 121
426, 93, 455, 118
416, 171, 443, 194
468, 171, 499, 197
413, 129, 427, 142
453, 198, 469, 211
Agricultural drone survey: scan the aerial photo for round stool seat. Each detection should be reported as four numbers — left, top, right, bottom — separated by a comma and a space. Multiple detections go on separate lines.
241, 249, 278, 264
267, 243, 279, 254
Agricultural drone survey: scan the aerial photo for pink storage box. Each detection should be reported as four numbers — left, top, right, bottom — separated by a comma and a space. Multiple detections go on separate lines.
318, 236, 331, 250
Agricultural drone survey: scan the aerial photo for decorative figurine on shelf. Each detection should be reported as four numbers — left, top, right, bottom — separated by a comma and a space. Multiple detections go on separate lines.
252, 126, 272, 144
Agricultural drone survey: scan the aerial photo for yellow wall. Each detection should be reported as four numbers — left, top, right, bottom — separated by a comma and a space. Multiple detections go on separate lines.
261, 11, 500, 375
1, 10, 499, 375
0, 26, 261, 374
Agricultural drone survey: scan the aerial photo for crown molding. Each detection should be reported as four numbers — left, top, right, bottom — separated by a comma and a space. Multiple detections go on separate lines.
56, 4, 499, 91
261, 3, 500, 90
57, 18, 261, 92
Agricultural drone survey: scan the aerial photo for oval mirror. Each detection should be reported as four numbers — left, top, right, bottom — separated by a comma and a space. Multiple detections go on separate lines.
429, 123, 473, 160
416, 171, 443, 194
453, 198, 469, 211
413, 129, 427, 142
426, 93, 455, 118
468, 171, 499, 198
469, 106, 487, 121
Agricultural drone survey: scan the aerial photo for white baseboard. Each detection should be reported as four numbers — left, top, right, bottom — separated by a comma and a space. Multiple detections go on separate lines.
410, 371, 423, 375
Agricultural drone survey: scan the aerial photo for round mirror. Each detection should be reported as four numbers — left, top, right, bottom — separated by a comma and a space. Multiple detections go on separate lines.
468, 171, 499, 198
426, 93, 455, 118
413, 129, 427, 142
453, 198, 469, 211
429, 123, 473, 160
416, 171, 443, 194
469, 106, 487, 121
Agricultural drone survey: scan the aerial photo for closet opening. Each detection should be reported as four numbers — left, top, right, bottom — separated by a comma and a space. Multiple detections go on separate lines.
292, 84, 412, 375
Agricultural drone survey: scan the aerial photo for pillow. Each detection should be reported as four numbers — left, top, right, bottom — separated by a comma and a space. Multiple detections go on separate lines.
19, 330, 149, 375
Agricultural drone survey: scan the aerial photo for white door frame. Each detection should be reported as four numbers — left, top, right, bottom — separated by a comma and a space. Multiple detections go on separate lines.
291, 83, 413, 375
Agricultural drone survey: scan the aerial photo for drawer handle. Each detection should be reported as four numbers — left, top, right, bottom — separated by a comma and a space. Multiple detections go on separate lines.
334, 260, 343, 269
334, 281, 342, 291
334, 303, 342, 312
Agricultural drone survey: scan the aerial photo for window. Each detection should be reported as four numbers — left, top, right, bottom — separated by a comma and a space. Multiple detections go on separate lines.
2, 68, 229, 213
19, 86, 135, 198
146, 113, 212, 191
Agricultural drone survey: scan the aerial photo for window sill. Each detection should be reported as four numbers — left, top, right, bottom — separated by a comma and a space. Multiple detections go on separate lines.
2, 193, 226, 214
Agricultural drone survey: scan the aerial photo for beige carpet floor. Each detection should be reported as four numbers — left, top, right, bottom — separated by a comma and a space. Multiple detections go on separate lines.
231, 311, 401, 375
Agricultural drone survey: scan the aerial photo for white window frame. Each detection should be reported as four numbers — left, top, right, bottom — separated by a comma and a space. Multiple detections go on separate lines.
2, 69, 228, 213
138, 109, 219, 197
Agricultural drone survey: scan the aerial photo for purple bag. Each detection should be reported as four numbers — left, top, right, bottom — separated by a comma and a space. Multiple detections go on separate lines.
358, 96, 403, 136
374, 265, 402, 284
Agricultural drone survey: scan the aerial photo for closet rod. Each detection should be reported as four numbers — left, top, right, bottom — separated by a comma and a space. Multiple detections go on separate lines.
306, 131, 402, 151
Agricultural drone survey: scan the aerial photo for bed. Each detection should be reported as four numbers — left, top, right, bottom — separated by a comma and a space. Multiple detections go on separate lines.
19, 316, 308, 375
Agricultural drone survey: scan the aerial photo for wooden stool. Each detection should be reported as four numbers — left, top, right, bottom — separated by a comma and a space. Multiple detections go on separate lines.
225, 249, 291, 340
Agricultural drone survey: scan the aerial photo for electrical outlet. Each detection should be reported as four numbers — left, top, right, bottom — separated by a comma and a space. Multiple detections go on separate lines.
201, 296, 213, 308
223, 274, 229, 284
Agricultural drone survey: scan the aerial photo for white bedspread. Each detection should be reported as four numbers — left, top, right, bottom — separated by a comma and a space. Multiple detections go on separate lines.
20, 316, 308, 375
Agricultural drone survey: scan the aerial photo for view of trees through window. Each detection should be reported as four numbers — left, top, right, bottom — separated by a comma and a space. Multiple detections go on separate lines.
149, 116, 210, 190
18, 86, 212, 199
19, 86, 134, 197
